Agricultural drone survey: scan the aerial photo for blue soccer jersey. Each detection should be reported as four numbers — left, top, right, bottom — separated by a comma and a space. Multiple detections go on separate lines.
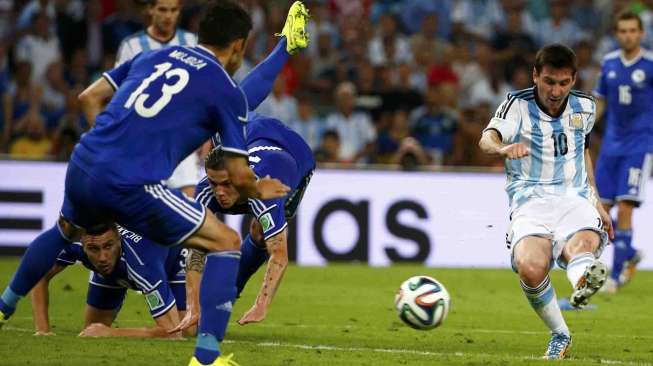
196, 113, 315, 240
594, 49, 653, 156
55, 227, 186, 317
71, 45, 248, 186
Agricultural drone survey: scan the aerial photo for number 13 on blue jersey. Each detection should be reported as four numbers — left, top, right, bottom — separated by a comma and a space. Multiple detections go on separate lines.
125, 62, 190, 118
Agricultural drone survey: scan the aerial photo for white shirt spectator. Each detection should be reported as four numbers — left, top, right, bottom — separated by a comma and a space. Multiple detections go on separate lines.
325, 111, 376, 161
256, 94, 299, 126
368, 36, 413, 66
533, 18, 587, 48
468, 78, 511, 112
15, 34, 61, 82
452, 0, 504, 40
287, 117, 324, 151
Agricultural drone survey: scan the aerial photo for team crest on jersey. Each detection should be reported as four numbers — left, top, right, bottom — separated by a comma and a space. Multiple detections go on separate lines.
632, 69, 646, 84
569, 113, 583, 129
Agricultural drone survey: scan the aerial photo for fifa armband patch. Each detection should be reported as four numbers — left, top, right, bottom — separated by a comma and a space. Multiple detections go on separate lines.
145, 290, 165, 311
259, 212, 276, 233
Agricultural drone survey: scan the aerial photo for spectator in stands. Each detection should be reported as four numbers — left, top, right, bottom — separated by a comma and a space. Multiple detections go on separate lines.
467, 41, 510, 111
2, 62, 41, 149
399, 0, 452, 39
368, 13, 412, 67
256, 74, 299, 125
306, 32, 338, 95
410, 13, 451, 67
15, 11, 61, 82
410, 84, 458, 165
16, 0, 55, 32
451, 0, 504, 41
532, 0, 587, 47
314, 129, 341, 164
575, 40, 600, 94
491, 6, 537, 81
9, 111, 51, 160
102, 0, 142, 55
325, 82, 376, 163
41, 61, 68, 130
376, 109, 429, 166
287, 94, 324, 151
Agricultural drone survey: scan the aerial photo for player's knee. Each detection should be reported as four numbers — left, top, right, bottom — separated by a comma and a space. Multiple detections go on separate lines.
515, 256, 549, 283
566, 235, 598, 255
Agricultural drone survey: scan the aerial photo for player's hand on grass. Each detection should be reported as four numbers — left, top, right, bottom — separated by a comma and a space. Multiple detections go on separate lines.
78, 323, 111, 337
256, 175, 290, 200
598, 205, 614, 240
33, 330, 55, 336
499, 143, 529, 159
237, 304, 267, 325
169, 307, 199, 334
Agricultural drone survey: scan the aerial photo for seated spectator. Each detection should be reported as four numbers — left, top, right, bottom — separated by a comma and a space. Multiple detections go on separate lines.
410, 84, 458, 165
325, 82, 377, 163
14, 11, 62, 82
41, 61, 68, 130
9, 111, 52, 160
256, 74, 298, 124
368, 13, 412, 67
314, 129, 341, 164
287, 95, 324, 151
532, 0, 587, 47
2, 62, 42, 148
376, 109, 429, 167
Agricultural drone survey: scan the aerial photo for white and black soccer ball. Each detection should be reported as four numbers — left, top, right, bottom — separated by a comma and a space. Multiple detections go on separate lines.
394, 275, 450, 330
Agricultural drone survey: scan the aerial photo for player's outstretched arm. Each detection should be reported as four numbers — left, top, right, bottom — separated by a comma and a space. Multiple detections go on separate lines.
479, 129, 529, 160
238, 228, 288, 325
169, 249, 203, 334
78, 77, 115, 127
79, 299, 184, 338
30, 265, 66, 336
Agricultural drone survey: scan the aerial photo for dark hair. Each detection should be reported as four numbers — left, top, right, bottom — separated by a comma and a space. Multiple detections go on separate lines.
534, 44, 577, 75
84, 223, 118, 236
321, 129, 340, 141
205, 146, 226, 171
198, 0, 252, 49
615, 10, 643, 31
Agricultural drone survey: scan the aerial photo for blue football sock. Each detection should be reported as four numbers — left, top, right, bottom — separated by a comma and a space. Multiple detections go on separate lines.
236, 235, 269, 296
194, 250, 240, 364
0, 224, 69, 315
611, 229, 633, 281
240, 37, 289, 111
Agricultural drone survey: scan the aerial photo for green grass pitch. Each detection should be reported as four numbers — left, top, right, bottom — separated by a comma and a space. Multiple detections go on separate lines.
0, 258, 652, 366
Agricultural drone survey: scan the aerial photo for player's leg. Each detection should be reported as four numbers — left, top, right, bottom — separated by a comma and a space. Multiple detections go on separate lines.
513, 236, 571, 359
239, 1, 309, 110
612, 200, 637, 284
236, 220, 270, 296
561, 230, 607, 307
0, 162, 101, 325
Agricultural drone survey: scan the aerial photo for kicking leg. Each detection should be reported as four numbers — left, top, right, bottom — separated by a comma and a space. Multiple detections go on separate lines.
562, 230, 606, 307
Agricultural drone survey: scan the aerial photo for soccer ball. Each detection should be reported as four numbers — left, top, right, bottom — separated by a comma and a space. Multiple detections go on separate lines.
394, 275, 450, 330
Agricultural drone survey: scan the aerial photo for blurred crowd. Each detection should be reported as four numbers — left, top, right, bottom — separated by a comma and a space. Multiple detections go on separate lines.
0, 0, 648, 168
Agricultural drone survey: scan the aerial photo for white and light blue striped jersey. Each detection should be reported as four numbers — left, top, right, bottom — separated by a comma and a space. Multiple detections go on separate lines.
484, 87, 596, 211
115, 29, 197, 66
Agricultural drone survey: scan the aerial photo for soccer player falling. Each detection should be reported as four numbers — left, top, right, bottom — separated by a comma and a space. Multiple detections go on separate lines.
593, 10, 651, 293
479, 44, 614, 360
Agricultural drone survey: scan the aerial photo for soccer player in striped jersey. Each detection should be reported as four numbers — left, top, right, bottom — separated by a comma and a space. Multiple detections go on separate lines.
479, 44, 614, 360
181, 113, 314, 329
116, 0, 200, 198
31, 225, 193, 338
593, 11, 652, 293
116, 0, 197, 66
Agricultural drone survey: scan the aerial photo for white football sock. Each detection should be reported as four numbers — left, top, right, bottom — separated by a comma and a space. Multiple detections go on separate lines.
521, 276, 570, 336
566, 252, 595, 288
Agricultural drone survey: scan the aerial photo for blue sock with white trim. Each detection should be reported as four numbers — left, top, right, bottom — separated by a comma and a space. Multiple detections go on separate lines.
0, 225, 69, 316
236, 235, 269, 297
521, 276, 569, 336
194, 251, 240, 364
240, 37, 289, 110
611, 229, 633, 281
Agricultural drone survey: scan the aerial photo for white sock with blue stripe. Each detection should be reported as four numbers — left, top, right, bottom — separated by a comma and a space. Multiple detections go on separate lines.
566, 252, 595, 288
521, 276, 569, 336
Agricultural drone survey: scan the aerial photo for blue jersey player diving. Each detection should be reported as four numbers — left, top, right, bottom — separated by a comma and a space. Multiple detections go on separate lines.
179, 113, 315, 330
0, 1, 310, 365
31, 225, 193, 338
593, 11, 653, 293
479, 44, 614, 359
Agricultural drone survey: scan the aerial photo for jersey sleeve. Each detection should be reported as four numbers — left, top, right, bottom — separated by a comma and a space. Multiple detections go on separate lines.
123, 240, 177, 318
211, 86, 248, 156
55, 243, 83, 267
102, 55, 136, 91
248, 197, 287, 241
483, 95, 521, 143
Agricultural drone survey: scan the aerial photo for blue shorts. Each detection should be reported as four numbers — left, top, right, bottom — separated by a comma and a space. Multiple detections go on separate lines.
595, 152, 653, 207
61, 162, 206, 246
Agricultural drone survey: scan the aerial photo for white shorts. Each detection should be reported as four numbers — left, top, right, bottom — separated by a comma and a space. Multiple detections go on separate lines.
507, 195, 608, 271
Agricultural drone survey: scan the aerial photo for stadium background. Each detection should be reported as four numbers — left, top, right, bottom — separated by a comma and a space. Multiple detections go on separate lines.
0, 0, 652, 266
1, 1, 653, 365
